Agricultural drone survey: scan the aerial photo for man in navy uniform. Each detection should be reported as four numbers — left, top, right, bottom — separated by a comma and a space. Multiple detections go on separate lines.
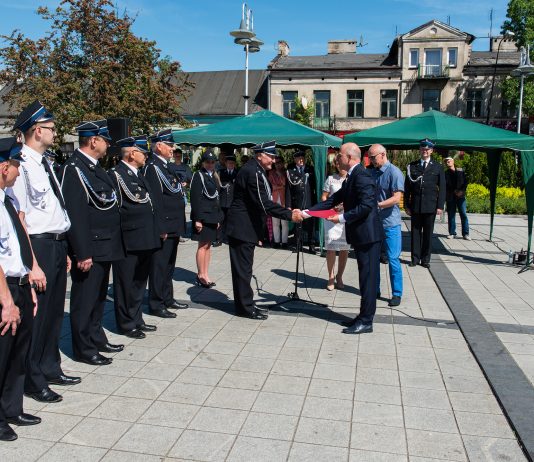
404, 139, 446, 268
144, 129, 188, 318
226, 141, 302, 320
9, 101, 79, 405
218, 154, 238, 243
60, 120, 125, 366
305, 143, 383, 334
0, 137, 41, 440
109, 136, 160, 339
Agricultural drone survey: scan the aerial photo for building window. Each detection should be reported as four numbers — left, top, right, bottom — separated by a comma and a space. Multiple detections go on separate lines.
347, 90, 364, 118
447, 48, 457, 68
282, 91, 298, 119
466, 89, 483, 118
501, 99, 516, 118
422, 89, 440, 111
380, 90, 398, 118
409, 49, 419, 68
424, 49, 442, 76
314, 91, 330, 118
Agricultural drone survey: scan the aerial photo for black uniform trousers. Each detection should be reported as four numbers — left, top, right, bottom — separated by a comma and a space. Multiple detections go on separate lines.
0, 282, 33, 425
353, 241, 381, 324
25, 238, 67, 393
410, 213, 436, 265
228, 237, 256, 316
149, 237, 179, 312
70, 261, 111, 359
113, 250, 152, 332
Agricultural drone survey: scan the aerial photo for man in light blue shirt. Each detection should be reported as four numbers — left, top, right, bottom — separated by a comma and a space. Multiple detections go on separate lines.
369, 144, 404, 307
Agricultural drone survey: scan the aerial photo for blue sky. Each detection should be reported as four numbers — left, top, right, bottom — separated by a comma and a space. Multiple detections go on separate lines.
1, 0, 510, 72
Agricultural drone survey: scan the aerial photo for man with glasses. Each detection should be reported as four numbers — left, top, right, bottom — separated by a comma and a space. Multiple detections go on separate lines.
109, 136, 160, 339
226, 141, 302, 320
61, 120, 125, 366
10, 101, 79, 404
368, 144, 404, 307
144, 129, 188, 319
404, 139, 445, 268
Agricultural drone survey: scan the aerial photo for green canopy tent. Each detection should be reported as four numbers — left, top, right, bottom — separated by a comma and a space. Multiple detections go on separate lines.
344, 110, 534, 260
172, 110, 343, 246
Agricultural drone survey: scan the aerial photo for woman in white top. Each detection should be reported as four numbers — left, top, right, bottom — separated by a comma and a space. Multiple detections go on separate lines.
322, 159, 350, 290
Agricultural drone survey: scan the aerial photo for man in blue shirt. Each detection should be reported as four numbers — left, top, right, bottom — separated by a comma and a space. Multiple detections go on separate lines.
369, 144, 404, 307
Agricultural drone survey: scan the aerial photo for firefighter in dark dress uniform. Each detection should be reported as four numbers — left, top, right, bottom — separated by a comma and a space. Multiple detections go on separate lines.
286, 151, 317, 253
60, 120, 125, 366
109, 136, 160, 339
404, 138, 446, 268
218, 154, 238, 242
226, 141, 302, 320
143, 129, 188, 318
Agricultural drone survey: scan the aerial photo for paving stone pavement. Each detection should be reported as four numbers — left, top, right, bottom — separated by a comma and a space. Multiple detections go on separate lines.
1, 214, 530, 461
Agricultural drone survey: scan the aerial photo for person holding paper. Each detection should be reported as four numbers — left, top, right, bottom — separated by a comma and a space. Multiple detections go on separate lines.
303, 143, 383, 334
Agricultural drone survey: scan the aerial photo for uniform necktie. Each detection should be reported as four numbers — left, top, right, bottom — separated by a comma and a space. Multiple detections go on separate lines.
4, 196, 33, 269
42, 157, 66, 210
423, 161, 428, 170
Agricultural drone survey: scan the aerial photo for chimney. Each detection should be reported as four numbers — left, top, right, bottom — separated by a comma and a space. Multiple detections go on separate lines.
278, 40, 290, 56
490, 36, 517, 52
328, 40, 357, 54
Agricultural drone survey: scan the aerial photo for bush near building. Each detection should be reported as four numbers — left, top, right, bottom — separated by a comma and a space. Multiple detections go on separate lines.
465, 183, 526, 214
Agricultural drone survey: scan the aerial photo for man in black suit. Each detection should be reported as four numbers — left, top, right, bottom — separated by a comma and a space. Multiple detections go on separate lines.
286, 151, 317, 253
305, 143, 383, 334
109, 136, 160, 339
218, 154, 238, 243
404, 139, 446, 268
60, 120, 125, 366
226, 141, 302, 320
144, 129, 188, 318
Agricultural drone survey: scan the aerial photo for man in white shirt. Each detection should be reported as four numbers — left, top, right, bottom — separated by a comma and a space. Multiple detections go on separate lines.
10, 101, 78, 405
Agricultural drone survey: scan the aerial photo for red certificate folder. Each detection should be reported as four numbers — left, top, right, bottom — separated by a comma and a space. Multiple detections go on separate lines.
304, 209, 337, 219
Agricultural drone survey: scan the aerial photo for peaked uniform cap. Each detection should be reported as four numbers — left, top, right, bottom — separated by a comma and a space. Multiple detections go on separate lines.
149, 129, 174, 144
116, 135, 148, 152
75, 120, 112, 141
293, 150, 306, 158
225, 155, 237, 162
419, 138, 435, 148
13, 100, 54, 132
0, 137, 24, 162
201, 151, 217, 162
252, 140, 277, 156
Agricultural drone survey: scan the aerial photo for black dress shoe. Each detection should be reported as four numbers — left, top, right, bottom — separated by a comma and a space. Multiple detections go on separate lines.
25, 387, 63, 403
195, 276, 212, 289
389, 296, 402, 307
309, 245, 317, 254
138, 323, 157, 332
253, 304, 269, 314
150, 308, 177, 318
123, 328, 146, 339
167, 300, 189, 309
7, 413, 41, 426
380, 256, 389, 264
76, 353, 113, 366
342, 321, 373, 335
242, 310, 268, 320
0, 425, 17, 441
341, 318, 357, 327
98, 343, 124, 353
212, 240, 222, 247
48, 374, 82, 386
421, 262, 431, 268
408, 261, 418, 267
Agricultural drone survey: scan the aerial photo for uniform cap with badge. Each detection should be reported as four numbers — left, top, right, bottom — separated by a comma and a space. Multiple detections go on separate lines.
75, 120, 112, 141
149, 128, 175, 146
293, 150, 306, 159
116, 135, 148, 153
13, 100, 54, 133
201, 151, 217, 162
0, 137, 24, 162
252, 140, 277, 156
419, 138, 435, 149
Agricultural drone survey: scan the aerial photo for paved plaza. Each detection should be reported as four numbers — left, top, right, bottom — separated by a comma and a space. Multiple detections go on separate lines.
0, 213, 532, 461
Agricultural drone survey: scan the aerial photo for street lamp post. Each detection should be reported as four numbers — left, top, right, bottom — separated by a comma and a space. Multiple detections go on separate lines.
511, 45, 534, 134
230, 3, 263, 116
486, 32, 514, 125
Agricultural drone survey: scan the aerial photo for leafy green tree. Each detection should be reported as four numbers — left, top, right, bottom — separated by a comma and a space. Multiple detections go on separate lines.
293, 96, 314, 127
0, 0, 193, 142
501, 0, 534, 117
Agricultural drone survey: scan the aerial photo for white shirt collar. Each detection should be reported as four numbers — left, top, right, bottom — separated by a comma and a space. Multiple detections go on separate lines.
78, 148, 98, 165
347, 163, 358, 176
121, 160, 138, 176
421, 157, 431, 166
0, 188, 5, 202
156, 154, 168, 164
22, 144, 45, 165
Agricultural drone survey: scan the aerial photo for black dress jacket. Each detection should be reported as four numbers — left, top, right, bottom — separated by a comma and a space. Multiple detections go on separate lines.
109, 161, 160, 252
310, 163, 383, 247
226, 159, 292, 243
190, 169, 224, 225
445, 168, 468, 201
285, 164, 317, 210
404, 159, 446, 214
60, 149, 124, 262
218, 168, 239, 209
143, 155, 186, 237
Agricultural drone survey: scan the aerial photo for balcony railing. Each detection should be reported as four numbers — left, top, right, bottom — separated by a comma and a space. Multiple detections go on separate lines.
312, 116, 333, 130
417, 64, 450, 79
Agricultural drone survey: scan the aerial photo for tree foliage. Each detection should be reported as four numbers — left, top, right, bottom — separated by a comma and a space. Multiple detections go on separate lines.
0, 0, 193, 142
501, 0, 534, 117
293, 96, 314, 127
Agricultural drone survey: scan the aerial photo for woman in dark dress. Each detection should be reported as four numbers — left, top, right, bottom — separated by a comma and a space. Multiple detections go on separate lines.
190, 151, 224, 288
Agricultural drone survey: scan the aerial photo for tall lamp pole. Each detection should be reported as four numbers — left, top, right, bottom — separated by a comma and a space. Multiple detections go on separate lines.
486, 32, 514, 125
511, 45, 534, 133
230, 3, 263, 116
